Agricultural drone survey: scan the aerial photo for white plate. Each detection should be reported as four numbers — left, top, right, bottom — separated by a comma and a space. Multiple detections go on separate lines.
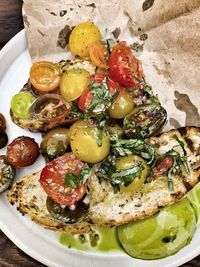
0, 30, 200, 267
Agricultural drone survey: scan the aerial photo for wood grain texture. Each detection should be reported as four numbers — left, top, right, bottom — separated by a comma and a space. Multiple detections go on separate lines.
0, 0, 24, 43
0, 0, 200, 266
0, 230, 44, 267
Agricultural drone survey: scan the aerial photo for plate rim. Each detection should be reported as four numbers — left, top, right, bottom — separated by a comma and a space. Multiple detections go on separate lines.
0, 29, 200, 267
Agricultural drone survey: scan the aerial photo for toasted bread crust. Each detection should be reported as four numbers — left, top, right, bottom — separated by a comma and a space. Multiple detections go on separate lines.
8, 127, 200, 232
8, 172, 91, 234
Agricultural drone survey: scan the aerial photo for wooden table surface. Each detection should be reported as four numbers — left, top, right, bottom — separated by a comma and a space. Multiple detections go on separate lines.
0, 1, 200, 266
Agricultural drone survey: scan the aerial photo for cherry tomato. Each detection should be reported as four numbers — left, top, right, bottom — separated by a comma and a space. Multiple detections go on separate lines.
69, 22, 101, 58
89, 42, 108, 69
11, 92, 35, 119
77, 87, 94, 112
6, 136, 40, 168
78, 73, 122, 112
108, 42, 143, 88
0, 113, 6, 132
153, 157, 174, 179
30, 61, 61, 92
0, 132, 8, 149
40, 153, 87, 205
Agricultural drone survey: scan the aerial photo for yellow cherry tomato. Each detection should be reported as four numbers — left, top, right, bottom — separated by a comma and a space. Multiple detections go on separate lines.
70, 121, 110, 163
68, 120, 89, 141
69, 22, 101, 58
109, 91, 134, 119
60, 68, 90, 101
30, 61, 61, 92
115, 155, 148, 193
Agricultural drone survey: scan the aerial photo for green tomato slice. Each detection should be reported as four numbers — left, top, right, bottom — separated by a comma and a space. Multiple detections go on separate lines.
11, 92, 35, 119
187, 182, 200, 225
117, 198, 196, 260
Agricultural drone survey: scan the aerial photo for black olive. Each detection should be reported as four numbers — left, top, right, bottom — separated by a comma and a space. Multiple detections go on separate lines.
0, 132, 8, 149
0, 155, 16, 193
46, 196, 89, 224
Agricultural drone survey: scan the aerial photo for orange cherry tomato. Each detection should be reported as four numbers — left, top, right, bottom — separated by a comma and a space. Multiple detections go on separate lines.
30, 61, 61, 92
89, 43, 108, 69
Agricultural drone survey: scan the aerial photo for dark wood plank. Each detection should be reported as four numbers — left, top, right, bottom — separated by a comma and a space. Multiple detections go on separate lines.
0, 0, 200, 266
0, 0, 24, 43
0, 230, 45, 267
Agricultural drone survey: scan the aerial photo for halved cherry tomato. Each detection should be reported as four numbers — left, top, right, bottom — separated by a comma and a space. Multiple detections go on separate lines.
78, 73, 122, 112
106, 77, 124, 99
89, 42, 108, 69
6, 136, 40, 168
153, 157, 174, 179
108, 42, 143, 88
30, 61, 61, 92
40, 153, 87, 205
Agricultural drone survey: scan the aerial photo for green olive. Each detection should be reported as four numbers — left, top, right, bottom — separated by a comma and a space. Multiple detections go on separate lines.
41, 128, 69, 160
109, 91, 134, 119
115, 155, 148, 193
70, 123, 110, 164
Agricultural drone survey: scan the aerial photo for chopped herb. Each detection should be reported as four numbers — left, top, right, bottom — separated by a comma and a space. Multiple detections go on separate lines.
85, 79, 118, 121
64, 173, 80, 188
69, 102, 83, 119
64, 163, 91, 188
143, 84, 160, 104
173, 135, 187, 156
95, 127, 104, 147
106, 39, 115, 54
156, 137, 191, 191
110, 163, 144, 188
110, 135, 156, 165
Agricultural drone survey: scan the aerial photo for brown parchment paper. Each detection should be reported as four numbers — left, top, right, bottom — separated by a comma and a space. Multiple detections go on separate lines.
22, 0, 200, 130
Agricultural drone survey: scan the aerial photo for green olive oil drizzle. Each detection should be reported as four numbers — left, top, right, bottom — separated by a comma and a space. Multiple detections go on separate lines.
59, 227, 122, 252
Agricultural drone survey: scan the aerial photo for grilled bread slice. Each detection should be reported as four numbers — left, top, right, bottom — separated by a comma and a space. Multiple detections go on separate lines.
8, 127, 200, 233
8, 171, 91, 234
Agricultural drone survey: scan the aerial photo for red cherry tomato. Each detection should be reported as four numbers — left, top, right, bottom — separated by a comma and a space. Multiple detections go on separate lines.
78, 73, 123, 112
108, 42, 143, 88
40, 153, 87, 205
153, 157, 174, 179
6, 136, 40, 168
